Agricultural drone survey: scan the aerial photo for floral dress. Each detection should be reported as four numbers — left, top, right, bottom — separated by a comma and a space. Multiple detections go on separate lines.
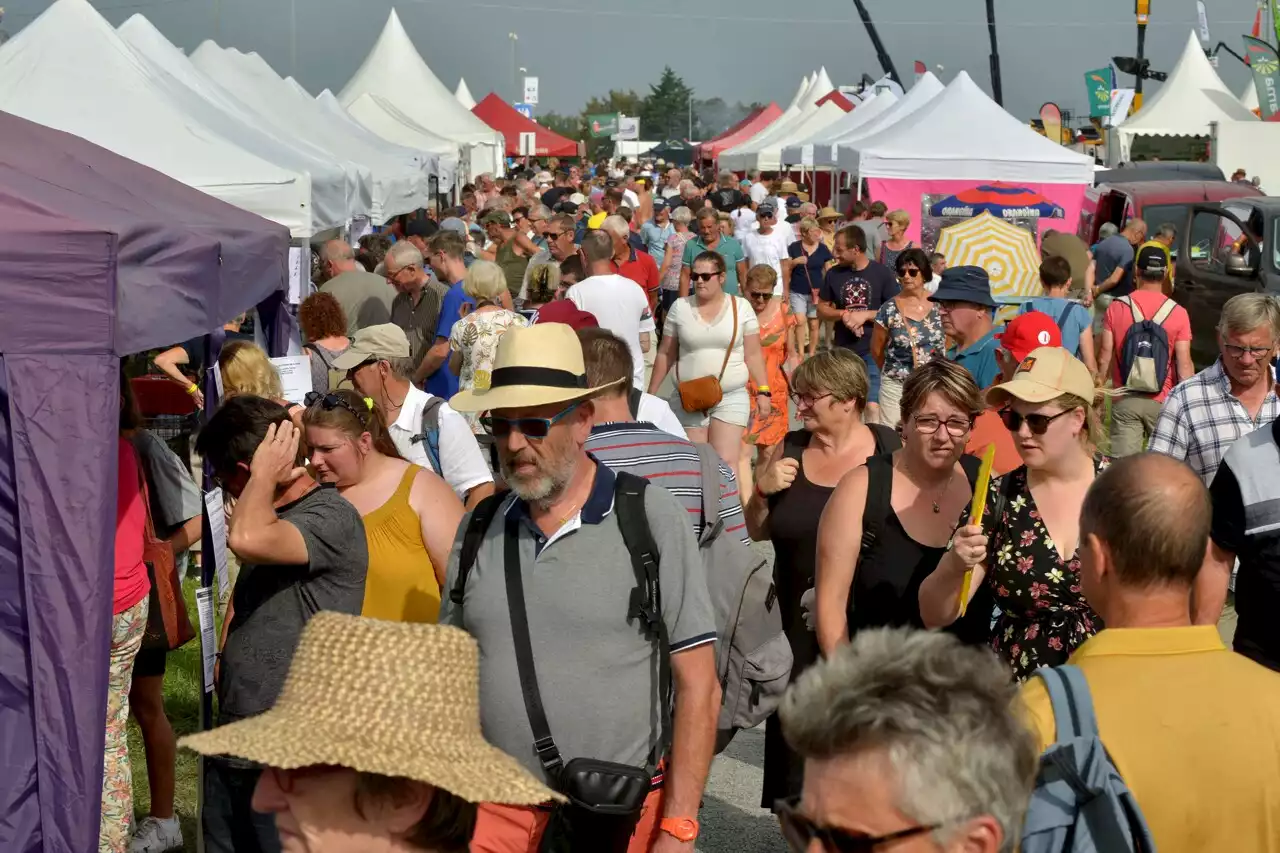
874, 298, 945, 382
662, 231, 694, 292
448, 308, 528, 431
746, 304, 798, 448
970, 455, 1110, 681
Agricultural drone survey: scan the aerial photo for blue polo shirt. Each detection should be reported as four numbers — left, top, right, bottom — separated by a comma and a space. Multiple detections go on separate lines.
947, 328, 1001, 390
426, 281, 475, 398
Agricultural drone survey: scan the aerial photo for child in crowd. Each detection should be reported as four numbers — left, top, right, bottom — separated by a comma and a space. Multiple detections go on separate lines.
1020, 256, 1098, 377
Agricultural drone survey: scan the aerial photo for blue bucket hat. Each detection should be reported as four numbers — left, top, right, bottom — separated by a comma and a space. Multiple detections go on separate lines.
928, 265, 997, 308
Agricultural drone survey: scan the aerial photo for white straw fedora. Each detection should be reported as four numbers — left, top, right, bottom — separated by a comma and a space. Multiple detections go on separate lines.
179, 612, 559, 806
448, 322, 623, 413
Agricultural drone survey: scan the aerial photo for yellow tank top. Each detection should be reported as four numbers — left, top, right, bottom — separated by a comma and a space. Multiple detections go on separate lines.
360, 465, 440, 623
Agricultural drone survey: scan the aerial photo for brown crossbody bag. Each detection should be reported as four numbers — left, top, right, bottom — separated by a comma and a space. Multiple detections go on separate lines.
675, 295, 738, 413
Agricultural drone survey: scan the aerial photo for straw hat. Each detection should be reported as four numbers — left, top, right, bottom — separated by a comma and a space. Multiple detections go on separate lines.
179, 613, 559, 806
817, 206, 842, 221
449, 323, 624, 413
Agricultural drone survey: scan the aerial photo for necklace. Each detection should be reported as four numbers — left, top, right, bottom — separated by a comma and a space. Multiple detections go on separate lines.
899, 455, 956, 513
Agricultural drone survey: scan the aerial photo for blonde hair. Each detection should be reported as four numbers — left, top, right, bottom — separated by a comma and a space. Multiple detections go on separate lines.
792, 350, 868, 408
463, 259, 508, 304
1050, 392, 1104, 449
745, 264, 778, 292
886, 209, 911, 230
798, 216, 820, 237
218, 340, 283, 400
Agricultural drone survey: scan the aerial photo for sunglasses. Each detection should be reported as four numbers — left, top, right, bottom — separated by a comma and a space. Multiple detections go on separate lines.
898, 267, 922, 279
999, 407, 1076, 435
480, 403, 580, 440
776, 798, 939, 853
747, 290, 774, 301
691, 272, 720, 282
305, 391, 369, 423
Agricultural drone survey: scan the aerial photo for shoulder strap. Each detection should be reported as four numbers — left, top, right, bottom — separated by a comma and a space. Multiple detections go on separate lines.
716, 296, 738, 382
1152, 297, 1177, 326
502, 517, 566, 781
868, 423, 903, 455
304, 342, 336, 369
986, 472, 1016, 543
1036, 664, 1099, 743
447, 493, 506, 612
1057, 301, 1074, 328
692, 442, 723, 539
412, 396, 446, 474
1118, 294, 1143, 324
859, 455, 894, 557
959, 453, 982, 487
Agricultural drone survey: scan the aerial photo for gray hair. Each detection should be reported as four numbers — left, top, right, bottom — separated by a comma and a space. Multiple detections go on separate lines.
384, 241, 424, 272
1218, 292, 1280, 342
1154, 222, 1177, 242
781, 628, 1037, 853
320, 239, 355, 263
1098, 221, 1119, 241
679, 179, 698, 198
672, 206, 694, 225
387, 356, 417, 382
530, 204, 553, 222
581, 230, 613, 264
599, 215, 630, 239
463, 259, 509, 303
481, 196, 508, 212
515, 178, 533, 196
748, 169, 762, 181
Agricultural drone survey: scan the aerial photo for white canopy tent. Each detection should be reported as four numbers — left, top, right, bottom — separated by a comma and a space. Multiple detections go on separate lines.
190, 42, 435, 221
827, 73, 947, 171
1116, 31, 1258, 158
720, 68, 833, 170
741, 101, 849, 171
780, 91, 898, 168
0, 0, 329, 237
455, 78, 477, 110
850, 72, 1094, 184
339, 9, 503, 180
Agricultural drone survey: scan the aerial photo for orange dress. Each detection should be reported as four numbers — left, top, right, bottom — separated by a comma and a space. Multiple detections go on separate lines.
746, 304, 798, 448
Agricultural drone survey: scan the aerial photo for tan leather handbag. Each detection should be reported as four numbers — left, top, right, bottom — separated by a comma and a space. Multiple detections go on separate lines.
675, 296, 738, 413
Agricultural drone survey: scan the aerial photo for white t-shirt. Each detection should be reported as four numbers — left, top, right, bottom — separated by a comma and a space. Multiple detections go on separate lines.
637, 393, 689, 439
730, 207, 757, 241
622, 189, 641, 211
663, 295, 759, 394
566, 274, 656, 389
742, 227, 794, 296
749, 183, 769, 206
389, 384, 493, 500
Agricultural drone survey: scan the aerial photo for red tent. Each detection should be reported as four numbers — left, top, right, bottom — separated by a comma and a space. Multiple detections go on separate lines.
697, 102, 784, 163
472, 93, 578, 157
815, 90, 856, 112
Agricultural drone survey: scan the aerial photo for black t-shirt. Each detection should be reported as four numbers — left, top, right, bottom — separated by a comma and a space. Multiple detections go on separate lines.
541, 186, 570, 209
818, 261, 900, 356
178, 330, 252, 374
709, 188, 749, 213
786, 240, 832, 297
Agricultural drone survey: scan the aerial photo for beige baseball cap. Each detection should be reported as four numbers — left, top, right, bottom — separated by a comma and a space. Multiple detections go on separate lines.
331, 323, 411, 370
986, 346, 1095, 407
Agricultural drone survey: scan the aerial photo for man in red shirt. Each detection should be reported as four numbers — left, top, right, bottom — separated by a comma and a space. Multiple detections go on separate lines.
600, 214, 660, 311
1098, 244, 1194, 457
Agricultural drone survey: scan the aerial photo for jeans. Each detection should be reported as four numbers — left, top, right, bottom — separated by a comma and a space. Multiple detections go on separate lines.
788, 290, 817, 319
860, 352, 882, 405
1110, 394, 1162, 457
203, 759, 281, 853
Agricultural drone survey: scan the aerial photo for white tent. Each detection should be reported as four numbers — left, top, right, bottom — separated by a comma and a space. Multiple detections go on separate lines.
1117, 31, 1259, 157
720, 68, 833, 170
0, 0, 328, 237
743, 101, 849, 171
1240, 79, 1260, 113
455, 78, 477, 110
826, 73, 946, 170
113, 14, 352, 238
190, 42, 434, 221
780, 91, 898, 167
339, 9, 503, 180
850, 72, 1094, 184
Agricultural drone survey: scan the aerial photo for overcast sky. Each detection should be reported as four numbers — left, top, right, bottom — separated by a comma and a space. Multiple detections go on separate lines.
3, 0, 1267, 125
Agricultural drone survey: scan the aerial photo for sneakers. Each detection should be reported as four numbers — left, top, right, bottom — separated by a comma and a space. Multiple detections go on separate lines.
129, 816, 183, 853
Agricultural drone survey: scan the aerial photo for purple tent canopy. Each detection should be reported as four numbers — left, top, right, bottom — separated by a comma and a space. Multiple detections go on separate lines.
0, 110, 289, 853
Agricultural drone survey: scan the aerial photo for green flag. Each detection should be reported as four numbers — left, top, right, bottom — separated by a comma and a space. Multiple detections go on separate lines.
586, 113, 620, 138
1244, 35, 1280, 120
1084, 67, 1113, 118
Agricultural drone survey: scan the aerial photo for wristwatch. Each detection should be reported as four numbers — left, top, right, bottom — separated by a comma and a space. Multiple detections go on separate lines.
659, 817, 699, 842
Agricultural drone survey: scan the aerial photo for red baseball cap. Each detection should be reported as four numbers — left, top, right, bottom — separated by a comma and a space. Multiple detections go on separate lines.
995, 311, 1062, 362
532, 300, 599, 331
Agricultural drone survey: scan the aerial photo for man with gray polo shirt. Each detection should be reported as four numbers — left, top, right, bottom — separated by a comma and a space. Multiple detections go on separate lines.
443, 323, 720, 852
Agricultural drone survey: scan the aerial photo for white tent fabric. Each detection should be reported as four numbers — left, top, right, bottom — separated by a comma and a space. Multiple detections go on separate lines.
825, 73, 946, 170
851, 72, 1094, 184
455, 78, 477, 110
720, 69, 832, 170
339, 9, 503, 179
114, 14, 352, 238
781, 91, 898, 167
740, 101, 849, 171
189, 42, 433, 221
1117, 31, 1258, 156
0, 0, 324, 236
1240, 79, 1260, 112
340, 91, 466, 193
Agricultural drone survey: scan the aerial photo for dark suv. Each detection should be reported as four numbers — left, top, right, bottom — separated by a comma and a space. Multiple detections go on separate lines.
1174, 197, 1280, 366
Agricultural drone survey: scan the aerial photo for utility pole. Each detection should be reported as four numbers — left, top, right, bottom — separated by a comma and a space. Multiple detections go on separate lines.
985, 0, 1003, 106
508, 33, 519, 104
850, 0, 900, 83
1134, 0, 1150, 112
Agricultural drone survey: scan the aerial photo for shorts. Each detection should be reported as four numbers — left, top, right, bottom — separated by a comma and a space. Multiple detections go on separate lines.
672, 385, 751, 429
133, 645, 168, 679
788, 290, 818, 319
860, 352, 882, 404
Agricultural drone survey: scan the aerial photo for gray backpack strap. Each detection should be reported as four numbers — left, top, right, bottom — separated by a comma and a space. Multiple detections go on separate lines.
1038, 664, 1098, 742
692, 442, 724, 543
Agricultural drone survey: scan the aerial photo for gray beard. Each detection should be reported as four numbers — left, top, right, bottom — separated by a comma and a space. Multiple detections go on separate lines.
501, 455, 576, 509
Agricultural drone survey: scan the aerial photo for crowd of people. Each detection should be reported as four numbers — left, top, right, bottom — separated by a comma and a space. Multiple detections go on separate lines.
101, 160, 1280, 853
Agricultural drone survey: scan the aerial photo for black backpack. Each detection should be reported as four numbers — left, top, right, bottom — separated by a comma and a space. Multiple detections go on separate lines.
1116, 295, 1177, 394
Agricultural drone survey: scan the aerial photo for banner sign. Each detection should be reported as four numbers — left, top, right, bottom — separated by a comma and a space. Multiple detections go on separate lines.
523, 76, 539, 106
1110, 88, 1136, 123
1196, 1, 1211, 43
1085, 67, 1113, 118
587, 113, 620, 137
614, 116, 640, 141
513, 102, 533, 119
1244, 35, 1280, 120
914, 60, 926, 84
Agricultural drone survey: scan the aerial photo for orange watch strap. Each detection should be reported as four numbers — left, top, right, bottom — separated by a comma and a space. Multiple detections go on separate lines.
659, 817, 699, 841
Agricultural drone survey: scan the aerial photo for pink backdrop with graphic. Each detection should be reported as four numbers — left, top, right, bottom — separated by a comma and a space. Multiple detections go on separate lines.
864, 178, 1088, 249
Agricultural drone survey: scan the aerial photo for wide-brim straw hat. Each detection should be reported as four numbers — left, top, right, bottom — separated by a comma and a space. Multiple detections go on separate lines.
449, 323, 623, 413
817, 206, 842, 221
179, 612, 559, 807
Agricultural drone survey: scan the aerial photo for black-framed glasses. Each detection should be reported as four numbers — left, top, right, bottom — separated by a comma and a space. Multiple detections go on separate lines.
1223, 342, 1273, 361
691, 272, 720, 282
305, 391, 369, 424
480, 403, 580, 440
747, 290, 774, 301
790, 391, 833, 408
776, 797, 940, 853
999, 407, 1076, 435
912, 414, 972, 437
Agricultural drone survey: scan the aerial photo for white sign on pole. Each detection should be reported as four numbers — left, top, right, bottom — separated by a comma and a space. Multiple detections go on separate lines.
196, 585, 217, 694
614, 116, 640, 141
518, 132, 537, 156
287, 245, 310, 305
1110, 88, 1136, 123
349, 216, 373, 248
1195, 0, 1211, 44
202, 488, 231, 602
523, 76, 539, 105
269, 355, 313, 406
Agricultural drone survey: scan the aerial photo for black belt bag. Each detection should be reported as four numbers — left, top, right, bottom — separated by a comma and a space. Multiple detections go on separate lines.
502, 514, 671, 853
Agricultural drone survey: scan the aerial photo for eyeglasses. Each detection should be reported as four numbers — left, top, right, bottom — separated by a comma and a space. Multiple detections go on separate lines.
480, 403, 580, 440
912, 414, 972, 437
776, 797, 940, 853
999, 407, 1076, 435
899, 267, 923, 279
1223, 342, 1274, 361
747, 290, 774, 301
691, 272, 720, 282
790, 391, 833, 408
305, 391, 369, 424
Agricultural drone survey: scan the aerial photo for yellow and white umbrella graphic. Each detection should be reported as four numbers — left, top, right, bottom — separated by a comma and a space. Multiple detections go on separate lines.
934, 212, 1041, 321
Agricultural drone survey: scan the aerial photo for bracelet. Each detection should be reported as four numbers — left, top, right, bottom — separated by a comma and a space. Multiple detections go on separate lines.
755, 483, 770, 499
756, 384, 771, 393
185, 383, 199, 395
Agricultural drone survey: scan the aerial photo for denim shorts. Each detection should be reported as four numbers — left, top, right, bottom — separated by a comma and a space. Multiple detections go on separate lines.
788, 290, 818, 319
860, 352, 882, 404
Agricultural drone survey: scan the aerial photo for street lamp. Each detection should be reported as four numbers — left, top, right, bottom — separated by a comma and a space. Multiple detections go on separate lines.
508, 32, 519, 104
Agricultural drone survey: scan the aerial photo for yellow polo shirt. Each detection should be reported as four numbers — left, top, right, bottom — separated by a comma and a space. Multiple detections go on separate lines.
1020, 627, 1280, 853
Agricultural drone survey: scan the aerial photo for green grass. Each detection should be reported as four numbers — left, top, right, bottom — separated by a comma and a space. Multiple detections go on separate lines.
128, 578, 211, 853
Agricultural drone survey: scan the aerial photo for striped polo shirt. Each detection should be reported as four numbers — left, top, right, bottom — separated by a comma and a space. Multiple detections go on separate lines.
586, 422, 750, 545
